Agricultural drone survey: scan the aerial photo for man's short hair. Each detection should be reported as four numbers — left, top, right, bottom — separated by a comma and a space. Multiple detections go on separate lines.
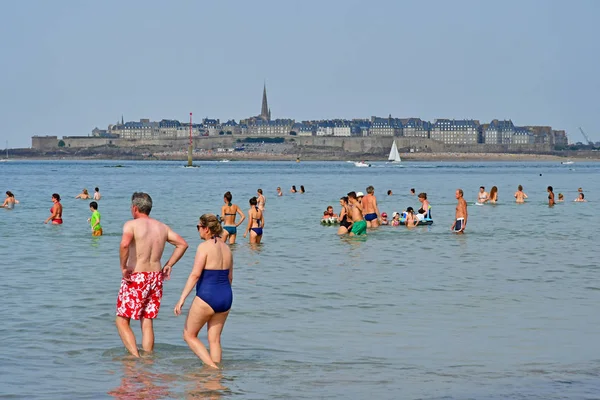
458, 189, 464, 197
89, 201, 98, 210
132, 192, 152, 215
347, 191, 357, 199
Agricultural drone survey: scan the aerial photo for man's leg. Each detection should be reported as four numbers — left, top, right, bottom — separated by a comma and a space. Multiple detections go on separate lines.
140, 317, 155, 353
116, 316, 140, 357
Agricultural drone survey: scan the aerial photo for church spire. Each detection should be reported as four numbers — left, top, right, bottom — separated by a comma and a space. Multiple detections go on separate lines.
261, 83, 270, 121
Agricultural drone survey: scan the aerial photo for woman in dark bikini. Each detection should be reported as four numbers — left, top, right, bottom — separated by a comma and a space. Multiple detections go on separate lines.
547, 186, 555, 206
220, 191, 245, 245
337, 196, 353, 235
44, 193, 63, 224
243, 197, 264, 244
174, 214, 233, 369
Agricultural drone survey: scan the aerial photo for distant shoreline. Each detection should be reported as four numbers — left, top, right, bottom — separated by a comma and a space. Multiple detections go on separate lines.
5, 152, 596, 162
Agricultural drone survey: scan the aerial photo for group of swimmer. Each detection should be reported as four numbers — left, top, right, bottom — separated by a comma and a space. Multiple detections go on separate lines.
219, 189, 265, 244
477, 185, 587, 206
323, 186, 436, 234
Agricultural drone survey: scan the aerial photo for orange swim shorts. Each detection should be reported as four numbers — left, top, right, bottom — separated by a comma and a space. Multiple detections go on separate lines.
92, 228, 103, 236
116, 271, 163, 320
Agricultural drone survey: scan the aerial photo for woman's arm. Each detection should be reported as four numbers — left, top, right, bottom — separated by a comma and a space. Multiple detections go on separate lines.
243, 209, 252, 237
260, 211, 265, 228
236, 206, 246, 227
174, 245, 206, 315
228, 262, 233, 284
44, 205, 58, 223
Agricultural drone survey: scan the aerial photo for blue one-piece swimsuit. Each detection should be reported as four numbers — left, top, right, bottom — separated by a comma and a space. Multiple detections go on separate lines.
196, 269, 233, 313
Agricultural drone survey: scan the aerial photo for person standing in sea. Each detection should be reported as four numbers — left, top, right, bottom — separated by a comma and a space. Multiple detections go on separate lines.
347, 191, 367, 236
514, 185, 528, 203
44, 193, 62, 224
116, 192, 188, 357
174, 214, 233, 369
257, 189, 266, 211
220, 191, 245, 245
452, 189, 467, 234
243, 197, 264, 244
362, 185, 381, 228
93, 187, 101, 200
547, 186, 556, 206
1, 191, 19, 209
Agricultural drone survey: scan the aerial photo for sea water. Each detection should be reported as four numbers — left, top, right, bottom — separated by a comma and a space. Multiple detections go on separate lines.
0, 160, 599, 399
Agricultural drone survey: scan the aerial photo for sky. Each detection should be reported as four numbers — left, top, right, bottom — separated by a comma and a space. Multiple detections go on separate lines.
1, 0, 599, 148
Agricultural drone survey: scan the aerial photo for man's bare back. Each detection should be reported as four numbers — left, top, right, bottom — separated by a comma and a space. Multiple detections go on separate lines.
122, 218, 170, 273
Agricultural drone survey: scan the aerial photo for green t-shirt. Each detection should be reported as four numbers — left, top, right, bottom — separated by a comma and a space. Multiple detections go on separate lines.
90, 210, 102, 231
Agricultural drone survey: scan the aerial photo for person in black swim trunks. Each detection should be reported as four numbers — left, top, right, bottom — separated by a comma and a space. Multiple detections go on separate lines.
174, 214, 233, 369
337, 196, 353, 235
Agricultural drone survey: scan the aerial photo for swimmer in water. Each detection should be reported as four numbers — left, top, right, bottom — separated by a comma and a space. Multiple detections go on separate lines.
290, 185, 297, 193
337, 197, 353, 235
221, 191, 245, 245
243, 197, 264, 244
488, 186, 498, 203
547, 186, 555, 206
362, 185, 381, 228
404, 207, 418, 228
514, 185, 528, 203
1, 191, 19, 209
75, 188, 91, 200
557, 193, 564, 202
174, 214, 233, 369
88, 201, 102, 236
44, 193, 63, 224
452, 189, 467, 234
276, 187, 283, 197
416, 192, 431, 221
347, 191, 366, 236
300, 185, 305, 194
387, 190, 393, 196
410, 188, 415, 196
574, 193, 586, 202
477, 186, 489, 204
257, 189, 266, 211
93, 187, 101, 200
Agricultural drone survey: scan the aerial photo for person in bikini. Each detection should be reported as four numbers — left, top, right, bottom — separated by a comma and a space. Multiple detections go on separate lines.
1, 191, 19, 209
477, 186, 489, 204
514, 185, 528, 203
416, 192, 431, 221
337, 196, 353, 235
404, 207, 418, 228
243, 197, 264, 244
547, 186, 555, 206
116, 192, 188, 357
347, 191, 367, 236
174, 214, 233, 369
362, 185, 381, 228
220, 191, 245, 245
452, 189, 468, 234
44, 193, 63, 224
257, 189, 266, 211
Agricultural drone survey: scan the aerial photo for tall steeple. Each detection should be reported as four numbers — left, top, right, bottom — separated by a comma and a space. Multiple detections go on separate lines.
261, 83, 270, 121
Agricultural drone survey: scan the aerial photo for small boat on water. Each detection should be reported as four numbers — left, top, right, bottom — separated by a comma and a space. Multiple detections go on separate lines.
354, 161, 371, 168
388, 140, 401, 163
561, 160, 574, 165
220, 159, 230, 163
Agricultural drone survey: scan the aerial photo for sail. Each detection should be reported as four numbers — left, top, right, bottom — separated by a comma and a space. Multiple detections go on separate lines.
388, 141, 401, 162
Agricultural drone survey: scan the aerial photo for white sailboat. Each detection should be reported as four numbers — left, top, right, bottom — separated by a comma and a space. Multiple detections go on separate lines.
388, 140, 401, 163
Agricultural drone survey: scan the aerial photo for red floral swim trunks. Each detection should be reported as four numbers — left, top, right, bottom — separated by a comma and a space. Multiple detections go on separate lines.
116, 271, 163, 320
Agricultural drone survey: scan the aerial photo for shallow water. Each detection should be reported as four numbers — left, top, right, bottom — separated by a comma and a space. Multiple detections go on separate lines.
1, 160, 599, 399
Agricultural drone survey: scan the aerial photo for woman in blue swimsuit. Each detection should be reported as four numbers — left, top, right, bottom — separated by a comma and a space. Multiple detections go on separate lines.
243, 197, 264, 244
220, 191, 245, 245
174, 214, 233, 369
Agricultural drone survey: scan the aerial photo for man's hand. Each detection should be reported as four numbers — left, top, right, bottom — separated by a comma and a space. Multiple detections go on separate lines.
162, 265, 172, 280
122, 268, 131, 282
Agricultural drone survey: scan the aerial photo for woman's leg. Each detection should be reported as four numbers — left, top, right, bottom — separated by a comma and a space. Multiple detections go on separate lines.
183, 297, 218, 368
207, 311, 230, 364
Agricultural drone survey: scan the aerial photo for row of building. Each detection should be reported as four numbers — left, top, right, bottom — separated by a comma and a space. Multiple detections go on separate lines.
89, 84, 567, 146
93, 116, 567, 147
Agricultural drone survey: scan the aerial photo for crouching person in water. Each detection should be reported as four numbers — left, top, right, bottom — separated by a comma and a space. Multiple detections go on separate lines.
174, 214, 233, 368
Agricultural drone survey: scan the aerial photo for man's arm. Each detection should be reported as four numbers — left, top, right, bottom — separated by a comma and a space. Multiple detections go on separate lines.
462, 202, 468, 229
119, 222, 134, 278
162, 227, 189, 279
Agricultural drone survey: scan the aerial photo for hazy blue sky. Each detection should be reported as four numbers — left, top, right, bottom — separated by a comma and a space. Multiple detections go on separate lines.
1, 0, 599, 148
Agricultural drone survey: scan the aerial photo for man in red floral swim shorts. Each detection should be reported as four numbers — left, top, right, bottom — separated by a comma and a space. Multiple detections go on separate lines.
116, 192, 188, 357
